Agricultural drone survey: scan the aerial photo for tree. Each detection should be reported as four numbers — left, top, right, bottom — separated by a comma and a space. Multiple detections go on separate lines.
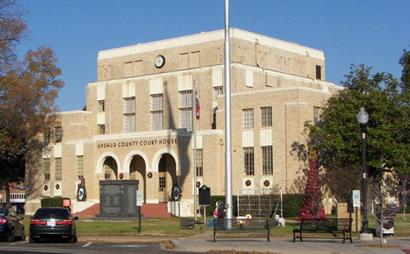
299, 158, 326, 219
292, 63, 410, 202
400, 49, 410, 99
0, 0, 63, 206
0, 0, 26, 72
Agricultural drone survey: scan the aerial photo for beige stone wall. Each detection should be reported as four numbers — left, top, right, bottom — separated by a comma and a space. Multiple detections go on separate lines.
25, 28, 342, 215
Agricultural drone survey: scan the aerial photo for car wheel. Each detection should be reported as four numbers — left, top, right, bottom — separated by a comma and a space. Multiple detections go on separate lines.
29, 236, 37, 243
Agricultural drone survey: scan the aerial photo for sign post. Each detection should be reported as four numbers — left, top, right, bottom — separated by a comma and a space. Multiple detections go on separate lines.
353, 190, 360, 233
136, 190, 143, 233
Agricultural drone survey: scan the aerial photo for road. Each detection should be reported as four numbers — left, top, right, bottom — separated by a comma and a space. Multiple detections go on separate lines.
0, 240, 189, 254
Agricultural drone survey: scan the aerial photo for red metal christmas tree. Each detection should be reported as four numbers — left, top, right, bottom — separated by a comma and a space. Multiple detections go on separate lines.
299, 158, 326, 220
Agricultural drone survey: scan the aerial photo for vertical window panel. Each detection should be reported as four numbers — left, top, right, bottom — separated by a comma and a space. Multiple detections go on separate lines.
43, 158, 50, 181
242, 109, 254, 129
195, 149, 203, 177
123, 97, 136, 133
55, 158, 62, 181
262, 146, 273, 175
76, 155, 84, 179
261, 107, 272, 127
244, 147, 254, 175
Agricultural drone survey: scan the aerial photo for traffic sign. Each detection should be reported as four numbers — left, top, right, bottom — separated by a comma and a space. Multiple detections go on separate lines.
353, 190, 360, 208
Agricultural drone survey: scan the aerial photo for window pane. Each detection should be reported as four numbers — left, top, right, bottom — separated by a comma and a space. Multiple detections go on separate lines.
243, 109, 254, 129
180, 90, 193, 108
179, 108, 192, 131
195, 149, 203, 177
54, 126, 62, 143
151, 111, 163, 131
244, 147, 254, 175
98, 100, 105, 112
98, 124, 105, 134
261, 107, 272, 127
43, 158, 50, 181
77, 156, 84, 178
313, 106, 320, 124
124, 114, 136, 133
262, 146, 273, 175
213, 86, 224, 98
124, 97, 136, 113
55, 158, 62, 181
159, 176, 166, 191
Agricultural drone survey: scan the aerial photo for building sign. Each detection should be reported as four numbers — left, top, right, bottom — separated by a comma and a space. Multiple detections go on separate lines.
352, 190, 360, 208
97, 137, 178, 149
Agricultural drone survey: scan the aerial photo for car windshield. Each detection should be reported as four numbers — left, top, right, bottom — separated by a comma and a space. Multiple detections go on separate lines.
34, 208, 70, 219
0, 208, 8, 216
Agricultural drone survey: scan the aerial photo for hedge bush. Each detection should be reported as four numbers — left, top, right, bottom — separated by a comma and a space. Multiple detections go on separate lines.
41, 197, 71, 208
201, 194, 304, 218
282, 194, 304, 217
204, 195, 238, 217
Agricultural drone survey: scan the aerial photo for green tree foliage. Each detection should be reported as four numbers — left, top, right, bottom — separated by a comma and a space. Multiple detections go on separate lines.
293, 63, 410, 202
0, 1, 63, 205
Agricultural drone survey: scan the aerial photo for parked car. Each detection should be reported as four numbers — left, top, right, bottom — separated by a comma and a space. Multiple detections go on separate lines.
0, 207, 25, 242
29, 207, 78, 243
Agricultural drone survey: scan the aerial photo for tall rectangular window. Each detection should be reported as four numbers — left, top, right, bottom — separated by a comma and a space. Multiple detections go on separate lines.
54, 126, 62, 143
151, 94, 163, 131
244, 147, 254, 175
98, 100, 105, 112
180, 90, 193, 131
262, 146, 273, 175
261, 107, 272, 127
242, 109, 254, 129
315, 65, 322, 80
98, 124, 105, 134
123, 97, 136, 133
159, 176, 166, 191
76, 155, 84, 179
43, 158, 50, 181
313, 106, 321, 124
213, 86, 224, 98
195, 149, 203, 177
55, 158, 62, 181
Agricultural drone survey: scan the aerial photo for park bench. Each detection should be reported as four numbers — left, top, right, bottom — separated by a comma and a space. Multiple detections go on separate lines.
212, 218, 271, 242
293, 218, 352, 243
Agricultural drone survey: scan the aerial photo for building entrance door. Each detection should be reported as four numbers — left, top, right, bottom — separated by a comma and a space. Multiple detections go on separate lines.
157, 153, 177, 203
129, 155, 146, 203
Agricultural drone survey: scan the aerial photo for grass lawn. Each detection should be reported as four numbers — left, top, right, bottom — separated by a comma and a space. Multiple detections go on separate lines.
23, 214, 410, 238
24, 217, 206, 237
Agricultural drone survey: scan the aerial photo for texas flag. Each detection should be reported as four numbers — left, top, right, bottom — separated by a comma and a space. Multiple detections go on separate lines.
195, 90, 200, 120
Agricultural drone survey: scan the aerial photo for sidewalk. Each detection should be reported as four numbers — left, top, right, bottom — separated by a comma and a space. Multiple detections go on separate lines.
76, 233, 410, 254
171, 232, 410, 254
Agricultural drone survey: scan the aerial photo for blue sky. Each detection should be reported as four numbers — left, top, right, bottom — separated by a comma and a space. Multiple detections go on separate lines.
18, 0, 410, 111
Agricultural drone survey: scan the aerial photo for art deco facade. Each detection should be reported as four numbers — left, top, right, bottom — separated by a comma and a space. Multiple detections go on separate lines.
25, 28, 342, 215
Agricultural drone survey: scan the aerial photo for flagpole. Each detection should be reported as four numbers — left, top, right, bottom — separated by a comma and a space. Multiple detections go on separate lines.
193, 80, 198, 221
224, 0, 233, 222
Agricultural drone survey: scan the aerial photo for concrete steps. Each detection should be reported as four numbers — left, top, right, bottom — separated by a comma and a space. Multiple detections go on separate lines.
141, 203, 171, 218
73, 203, 172, 218
73, 203, 100, 218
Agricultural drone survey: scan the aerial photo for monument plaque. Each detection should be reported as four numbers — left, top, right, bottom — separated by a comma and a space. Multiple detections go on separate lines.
99, 180, 139, 217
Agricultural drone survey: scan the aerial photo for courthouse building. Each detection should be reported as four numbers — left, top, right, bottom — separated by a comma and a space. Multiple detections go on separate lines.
25, 28, 342, 216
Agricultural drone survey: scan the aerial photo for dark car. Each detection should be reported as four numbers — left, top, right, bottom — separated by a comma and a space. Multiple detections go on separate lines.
0, 208, 25, 242
29, 207, 78, 243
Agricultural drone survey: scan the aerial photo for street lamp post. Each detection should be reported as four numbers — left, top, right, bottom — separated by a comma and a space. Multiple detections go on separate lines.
357, 107, 370, 234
